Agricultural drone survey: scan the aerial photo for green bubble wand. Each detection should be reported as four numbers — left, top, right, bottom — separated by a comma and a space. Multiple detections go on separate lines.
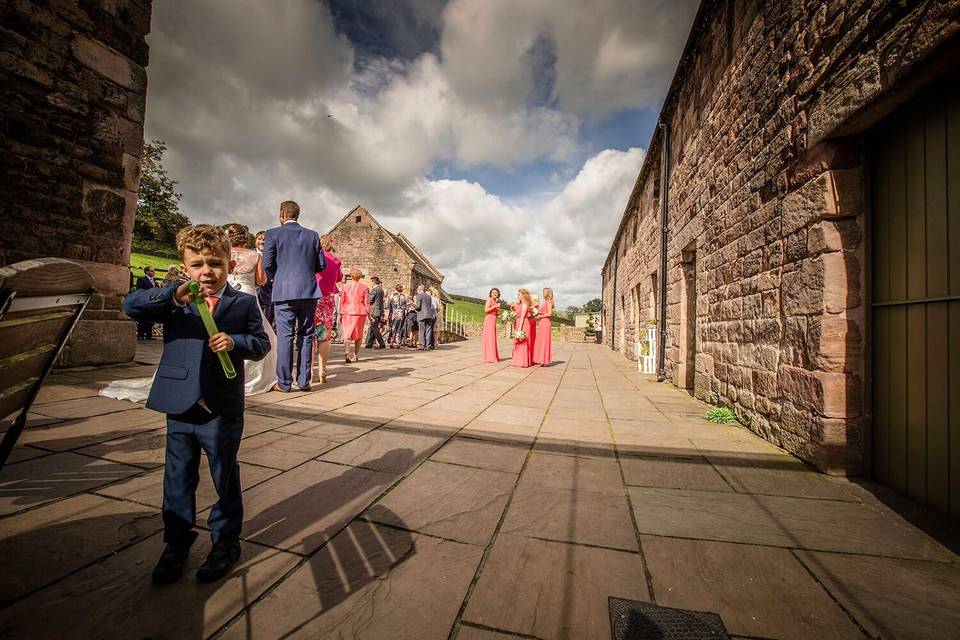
189, 281, 237, 379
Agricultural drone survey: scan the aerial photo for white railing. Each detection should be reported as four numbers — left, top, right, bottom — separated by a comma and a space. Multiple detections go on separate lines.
637, 325, 657, 374
441, 309, 467, 337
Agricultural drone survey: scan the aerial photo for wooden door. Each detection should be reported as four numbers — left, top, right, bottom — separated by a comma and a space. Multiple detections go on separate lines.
870, 68, 960, 520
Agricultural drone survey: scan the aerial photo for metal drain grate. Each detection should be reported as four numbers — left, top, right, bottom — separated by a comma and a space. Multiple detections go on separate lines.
609, 597, 730, 640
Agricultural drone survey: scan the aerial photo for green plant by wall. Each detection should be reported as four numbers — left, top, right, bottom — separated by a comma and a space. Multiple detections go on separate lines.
705, 406, 737, 424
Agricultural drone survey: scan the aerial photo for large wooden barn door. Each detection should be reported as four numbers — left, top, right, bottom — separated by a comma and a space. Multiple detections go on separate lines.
869, 69, 960, 521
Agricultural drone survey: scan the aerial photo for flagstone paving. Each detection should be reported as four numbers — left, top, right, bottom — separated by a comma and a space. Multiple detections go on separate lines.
1, 339, 959, 639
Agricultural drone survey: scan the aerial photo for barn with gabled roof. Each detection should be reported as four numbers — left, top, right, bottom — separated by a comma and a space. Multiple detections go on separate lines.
327, 204, 451, 303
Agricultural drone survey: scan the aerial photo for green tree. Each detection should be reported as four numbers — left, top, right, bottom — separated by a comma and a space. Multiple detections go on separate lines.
133, 140, 189, 258
582, 298, 602, 313
564, 305, 581, 320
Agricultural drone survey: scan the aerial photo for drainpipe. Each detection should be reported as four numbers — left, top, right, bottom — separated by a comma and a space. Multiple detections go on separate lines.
657, 122, 670, 382
611, 249, 618, 349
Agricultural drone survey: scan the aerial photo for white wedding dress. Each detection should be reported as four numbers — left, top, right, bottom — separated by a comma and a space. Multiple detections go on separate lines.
100, 249, 279, 402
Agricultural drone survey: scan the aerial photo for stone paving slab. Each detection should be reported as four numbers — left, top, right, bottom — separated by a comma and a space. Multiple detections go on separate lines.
463, 533, 650, 639
501, 482, 639, 551
0, 534, 299, 640
237, 430, 343, 470
0, 452, 141, 515
628, 486, 951, 560
76, 427, 168, 469
230, 460, 396, 555
0, 493, 159, 603
642, 536, 864, 639
220, 521, 483, 640
16, 408, 166, 451
430, 436, 529, 474
318, 427, 445, 474
365, 460, 514, 545
794, 550, 960, 640
620, 454, 734, 492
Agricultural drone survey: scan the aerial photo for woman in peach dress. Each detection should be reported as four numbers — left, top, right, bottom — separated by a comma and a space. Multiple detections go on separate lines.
339, 267, 370, 363
481, 288, 501, 363
533, 287, 554, 366
511, 288, 534, 368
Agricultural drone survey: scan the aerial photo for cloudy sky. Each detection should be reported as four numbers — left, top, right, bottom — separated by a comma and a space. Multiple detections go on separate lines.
144, 0, 698, 305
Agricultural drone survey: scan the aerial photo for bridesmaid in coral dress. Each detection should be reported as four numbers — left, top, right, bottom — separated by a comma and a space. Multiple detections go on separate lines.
481, 288, 501, 363
511, 288, 534, 368
533, 288, 554, 365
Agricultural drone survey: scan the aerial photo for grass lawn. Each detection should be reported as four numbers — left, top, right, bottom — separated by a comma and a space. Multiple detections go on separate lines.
129, 252, 181, 279
445, 298, 569, 328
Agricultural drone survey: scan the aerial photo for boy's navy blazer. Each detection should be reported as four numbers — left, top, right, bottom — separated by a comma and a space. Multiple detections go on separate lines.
123, 282, 271, 416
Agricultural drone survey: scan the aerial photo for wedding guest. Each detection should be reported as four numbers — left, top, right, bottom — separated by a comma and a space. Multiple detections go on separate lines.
254, 230, 275, 329
533, 287, 554, 366
365, 276, 386, 349
386, 284, 407, 348
162, 266, 181, 286
135, 266, 159, 340
313, 234, 342, 383
414, 284, 436, 350
511, 288, 534, 368
481, 287, 501, 363
529, 293, 539, 348
123, 224, 271, 585
340, 267, 370, 362
262, 200, 326, 392
429, 286, 442, 349
404, 297, 418, 347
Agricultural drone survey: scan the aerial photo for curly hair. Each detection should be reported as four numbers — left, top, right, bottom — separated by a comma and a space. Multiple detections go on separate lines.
176, 224, 231, 259
517, 288, 533, 306
224, 223, 249, 248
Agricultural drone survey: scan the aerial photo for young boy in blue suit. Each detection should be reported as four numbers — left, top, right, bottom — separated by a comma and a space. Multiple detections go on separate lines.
123, 224, 271, 585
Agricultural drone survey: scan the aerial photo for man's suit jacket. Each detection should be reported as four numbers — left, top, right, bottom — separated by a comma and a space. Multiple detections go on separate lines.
368, 285, 384, 319
261, 221, 326, 303
414, 292, 435, 321
136, 275, 157, 290
123, 282, 271, 416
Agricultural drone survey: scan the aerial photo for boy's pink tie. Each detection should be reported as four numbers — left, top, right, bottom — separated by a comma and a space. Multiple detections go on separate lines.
205, 294, 219, 316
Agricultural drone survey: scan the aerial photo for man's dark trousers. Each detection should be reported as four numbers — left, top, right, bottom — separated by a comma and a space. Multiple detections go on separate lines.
365, 318, 386, 348
163, 405, 243, 547
418, 318, 435, 349
275, 299, 315, 390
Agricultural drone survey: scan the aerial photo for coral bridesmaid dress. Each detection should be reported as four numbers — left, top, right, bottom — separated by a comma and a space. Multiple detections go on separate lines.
511, 304, 534, 368
533, 301, 553, 365
481, 297, 500, 363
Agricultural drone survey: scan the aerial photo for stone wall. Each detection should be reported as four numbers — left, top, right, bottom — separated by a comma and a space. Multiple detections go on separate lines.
602, 0, 960, 475
330, 207, 442, 297
0, 0, 153, 365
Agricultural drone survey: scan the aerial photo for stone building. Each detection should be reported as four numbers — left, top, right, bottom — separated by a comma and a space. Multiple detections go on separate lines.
602, 0, 960, 520
0, 0, 153, 365
328, 204, 450, 304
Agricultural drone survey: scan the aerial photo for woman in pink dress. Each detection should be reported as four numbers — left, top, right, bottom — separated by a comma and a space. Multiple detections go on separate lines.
339, 267, 370, 363
511, 288, 534, 368
313, 234, 343, 383
533, 287, 554, 366
481, 288, 501, 363
528, 293, 539, 348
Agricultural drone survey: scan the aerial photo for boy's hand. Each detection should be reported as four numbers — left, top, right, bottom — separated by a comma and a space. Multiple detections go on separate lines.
209, 332, 234, 353
174, 281, 197, 305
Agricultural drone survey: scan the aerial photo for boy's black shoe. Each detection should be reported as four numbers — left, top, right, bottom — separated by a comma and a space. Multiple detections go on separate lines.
196, 541, 241, 582
152, 543, 191, 585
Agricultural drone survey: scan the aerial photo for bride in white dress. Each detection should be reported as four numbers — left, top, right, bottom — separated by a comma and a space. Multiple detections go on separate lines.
101, 225, 278, 402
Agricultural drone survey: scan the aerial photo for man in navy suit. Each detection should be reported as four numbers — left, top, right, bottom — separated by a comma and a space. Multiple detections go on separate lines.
262, 200, 325, 391
134, 265, 159, 339
414, 285, 436, 350
124, 225, 270, 585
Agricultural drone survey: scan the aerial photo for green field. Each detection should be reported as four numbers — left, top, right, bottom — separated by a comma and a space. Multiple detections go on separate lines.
445, 298, 567, 328
129, 252, 181, 279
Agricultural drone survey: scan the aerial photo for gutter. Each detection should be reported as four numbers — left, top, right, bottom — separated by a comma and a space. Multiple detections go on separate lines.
657, 122, 670, 382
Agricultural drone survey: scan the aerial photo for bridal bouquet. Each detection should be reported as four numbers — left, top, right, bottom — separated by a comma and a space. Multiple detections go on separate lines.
514, 330, 527, 342
531, 305, 540, 318
499, 309, 515, 323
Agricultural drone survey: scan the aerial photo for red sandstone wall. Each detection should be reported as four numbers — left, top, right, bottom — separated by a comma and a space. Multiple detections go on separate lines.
0, 0, 153, 365
602, 0, 960, 474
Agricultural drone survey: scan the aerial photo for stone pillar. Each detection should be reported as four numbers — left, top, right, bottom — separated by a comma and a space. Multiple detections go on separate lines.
0, 1, 153, 366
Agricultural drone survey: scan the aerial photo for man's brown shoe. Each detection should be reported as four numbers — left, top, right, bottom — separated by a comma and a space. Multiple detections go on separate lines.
271, 383, 289, 393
